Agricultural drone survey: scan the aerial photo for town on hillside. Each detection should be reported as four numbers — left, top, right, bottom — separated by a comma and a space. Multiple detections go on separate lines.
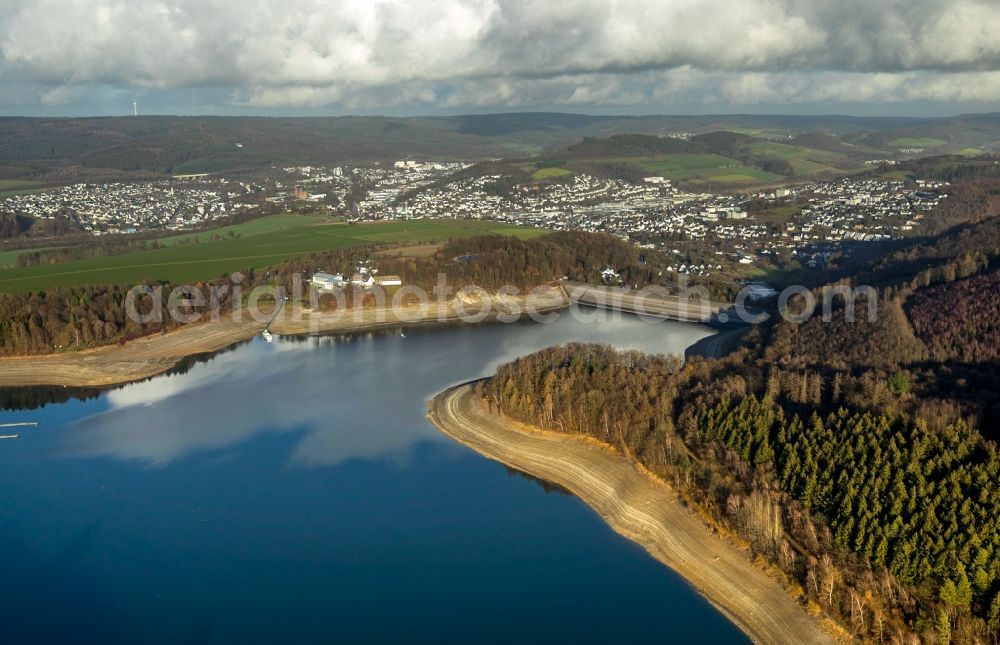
1, 159, 948, 280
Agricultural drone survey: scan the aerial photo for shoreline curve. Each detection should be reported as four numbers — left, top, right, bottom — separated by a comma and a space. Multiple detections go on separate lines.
426, 382, 840, 645
0, 289, 569, 388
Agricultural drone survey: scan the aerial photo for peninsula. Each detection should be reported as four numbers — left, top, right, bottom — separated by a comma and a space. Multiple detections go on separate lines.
427, 382, 840, 645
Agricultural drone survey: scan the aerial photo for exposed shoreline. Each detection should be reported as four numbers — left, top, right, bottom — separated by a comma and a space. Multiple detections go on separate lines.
0, 282, 750, 389
684, 325, 749, 360
426, 383, 841, 645
0, 288, 569, 388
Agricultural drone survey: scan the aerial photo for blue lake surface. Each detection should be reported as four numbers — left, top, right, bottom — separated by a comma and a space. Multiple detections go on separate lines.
0, 310, 749, 644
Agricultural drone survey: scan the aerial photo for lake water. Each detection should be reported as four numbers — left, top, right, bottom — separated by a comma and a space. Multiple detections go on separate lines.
0, 309, 748, 644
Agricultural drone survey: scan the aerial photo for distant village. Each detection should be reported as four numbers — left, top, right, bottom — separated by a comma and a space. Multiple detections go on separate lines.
0, 178, 267, 235
0, 158, 947, 279
280, 161, 947, 278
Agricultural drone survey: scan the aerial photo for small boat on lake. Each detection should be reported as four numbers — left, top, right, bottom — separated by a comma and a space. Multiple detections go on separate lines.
0, 434, 19, 440
262, 329, 273, 343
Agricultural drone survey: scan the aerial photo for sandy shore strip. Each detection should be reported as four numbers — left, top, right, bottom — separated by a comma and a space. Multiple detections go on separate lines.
0, 288, 568, 388
0, 318, 260, 388
427, 383, 841, 645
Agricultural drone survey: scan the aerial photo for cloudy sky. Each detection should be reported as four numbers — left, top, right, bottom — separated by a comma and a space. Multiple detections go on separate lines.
2, 0, 1000, 116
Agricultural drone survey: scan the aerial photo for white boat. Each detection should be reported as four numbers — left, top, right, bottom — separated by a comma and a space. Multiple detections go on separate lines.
262, 329, 273, 343
0, 434, 19, 440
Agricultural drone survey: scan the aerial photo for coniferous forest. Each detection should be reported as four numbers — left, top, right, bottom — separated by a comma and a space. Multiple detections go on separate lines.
5, 176, 1000, 642
479, 195, 1000, 643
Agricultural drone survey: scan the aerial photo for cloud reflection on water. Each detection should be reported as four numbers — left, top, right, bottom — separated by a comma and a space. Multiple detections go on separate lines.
58, 313, 713, 468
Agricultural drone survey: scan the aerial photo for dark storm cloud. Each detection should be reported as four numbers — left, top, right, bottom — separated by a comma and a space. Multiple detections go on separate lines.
0, 0, 998, 112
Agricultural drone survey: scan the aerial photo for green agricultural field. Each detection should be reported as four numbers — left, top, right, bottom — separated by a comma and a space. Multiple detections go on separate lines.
889, 137, 947, 148
725, 128, 791, 139
0, 179, 48, 196
754, 204, 802, 225
0, 249, 23, 269
744, 141, 860, 176
532, 167, 573, 180
704, 170, 783, 183
666, 165, 783, 185
0, 216, 546, 293
0, 246, 61, 269
0, 180, 41, 191
634, 153, 742, 173
587, 153, 782, 185
157, 214, 333, 246
878, 170, 914, 180
501, 142, 544, 156
0, 248, 44, 269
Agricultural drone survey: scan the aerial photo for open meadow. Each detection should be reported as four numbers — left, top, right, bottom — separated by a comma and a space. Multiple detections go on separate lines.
612, 153, 784, 185
0, 215, 546, 293
743, 141, 863, 175
0, 179, 49, 197
889, 137, 948, 148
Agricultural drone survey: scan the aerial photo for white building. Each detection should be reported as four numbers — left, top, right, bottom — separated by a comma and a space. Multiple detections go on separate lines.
601, 267, 620, 282
375, 275, 402, 287
310, 272, 344, 290
350, 273, 374, 287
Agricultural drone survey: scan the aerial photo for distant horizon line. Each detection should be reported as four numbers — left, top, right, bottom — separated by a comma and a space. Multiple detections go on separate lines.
2, 110, 999, 121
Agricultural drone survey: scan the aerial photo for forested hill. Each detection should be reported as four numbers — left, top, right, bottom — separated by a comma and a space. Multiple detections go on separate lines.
481, 189, 1000, 642
558, 131, 771, 159
482, 343, 1000, 643
3, 112, 1000, 182
562, 134, 706, 157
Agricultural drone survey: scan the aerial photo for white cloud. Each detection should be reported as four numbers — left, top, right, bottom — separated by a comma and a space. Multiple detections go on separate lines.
1, 0, 999, 111
59, 339, 448, 468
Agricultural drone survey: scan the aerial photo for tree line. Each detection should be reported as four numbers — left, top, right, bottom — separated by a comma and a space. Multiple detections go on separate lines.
477, 180, 1000, 642
480, 342, 1000, 642
0, 283, 237, 355
0, 231, 657, 355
